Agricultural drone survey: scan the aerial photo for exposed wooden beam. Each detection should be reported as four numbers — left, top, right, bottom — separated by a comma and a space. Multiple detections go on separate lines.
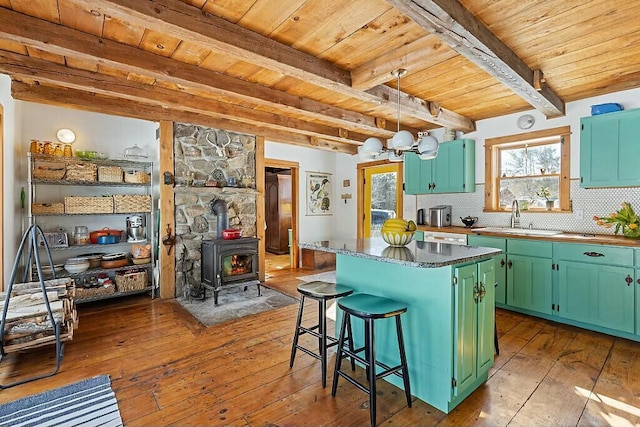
11, 81, 357, 154
386, 0, 565, 118
366, 86, 475, 132
0, 8, 410, 139
58, 1, 473, 129
74, 0, 353, 87
0, 50, 372, 145
351, 34, 456, 90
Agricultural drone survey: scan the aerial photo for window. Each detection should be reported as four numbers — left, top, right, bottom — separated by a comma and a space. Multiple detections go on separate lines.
484, 126, 570, 212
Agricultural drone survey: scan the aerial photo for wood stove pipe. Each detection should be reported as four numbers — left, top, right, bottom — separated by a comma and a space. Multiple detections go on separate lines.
210, 199, 229, 239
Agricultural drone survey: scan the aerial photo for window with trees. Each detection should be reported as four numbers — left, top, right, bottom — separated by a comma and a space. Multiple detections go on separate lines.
484, 126, 570, 212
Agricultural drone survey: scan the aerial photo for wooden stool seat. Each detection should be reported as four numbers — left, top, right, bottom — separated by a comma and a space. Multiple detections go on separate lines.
289, 281, 354, 388
332, 293, 411, 427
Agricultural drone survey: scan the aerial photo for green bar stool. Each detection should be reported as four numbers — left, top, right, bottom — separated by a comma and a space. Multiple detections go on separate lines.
331, 293, 411, 427
289, 281, 354, 388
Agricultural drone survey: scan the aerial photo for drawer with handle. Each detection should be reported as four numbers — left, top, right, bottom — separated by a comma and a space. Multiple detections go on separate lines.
556, 243, 633, 266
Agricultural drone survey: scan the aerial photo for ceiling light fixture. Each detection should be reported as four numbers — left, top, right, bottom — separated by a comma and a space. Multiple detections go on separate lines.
358, 69, 439, 162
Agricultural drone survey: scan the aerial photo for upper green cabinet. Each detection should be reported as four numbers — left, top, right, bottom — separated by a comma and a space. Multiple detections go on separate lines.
580, 108, 640, 188
404, 139, 475, 194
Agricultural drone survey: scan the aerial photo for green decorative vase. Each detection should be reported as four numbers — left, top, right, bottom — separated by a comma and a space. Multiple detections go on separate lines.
622, 225, 640, 238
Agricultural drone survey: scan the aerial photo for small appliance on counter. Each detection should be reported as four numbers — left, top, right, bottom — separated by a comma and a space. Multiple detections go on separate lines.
429, 205, 452, 227
417, 208, 425, 225
126, 215, 147, 243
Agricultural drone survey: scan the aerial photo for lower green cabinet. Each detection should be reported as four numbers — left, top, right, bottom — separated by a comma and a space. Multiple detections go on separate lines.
557, 261, 634, 333
506, 254, 553, 315
468, 235, 640, 340
467, 235, 506, 304
453, 259, 495, 398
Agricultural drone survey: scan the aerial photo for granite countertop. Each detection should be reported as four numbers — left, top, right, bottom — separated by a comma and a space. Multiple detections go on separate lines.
299, 238, 501, 268
417, 225, 640, 247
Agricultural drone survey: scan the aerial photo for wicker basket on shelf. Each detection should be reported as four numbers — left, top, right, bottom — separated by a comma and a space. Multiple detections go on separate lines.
65, 162, 97, 181
115, 270, 147, 292
31, 202, 65, 215
64, 196, 114, 214
33, 163, 66, 180
98, 166, 123, 183
124, 170, 151, 184
75, 284, 115, 300
113, 194, 151, 213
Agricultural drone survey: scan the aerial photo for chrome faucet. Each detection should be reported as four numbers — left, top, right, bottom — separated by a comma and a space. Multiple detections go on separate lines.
510, 200, 521, 228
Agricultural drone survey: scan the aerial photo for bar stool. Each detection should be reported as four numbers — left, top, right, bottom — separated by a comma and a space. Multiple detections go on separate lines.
289, 280, 355, 387
331, 293, 411, 427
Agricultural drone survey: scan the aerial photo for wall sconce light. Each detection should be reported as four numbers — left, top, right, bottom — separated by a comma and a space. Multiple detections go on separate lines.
56, 128, 76, 144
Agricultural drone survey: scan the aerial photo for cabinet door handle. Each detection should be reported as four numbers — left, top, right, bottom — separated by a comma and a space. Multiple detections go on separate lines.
625, 275, 633, 286
473, 284, 479, 303
500, 259, 505, 268
428, 183, 432, 190
478, 283, 486, 301
507, 260, 513, 268
432, 183, 436, 190
583, 251, 604, 257
637, 278, 640, 285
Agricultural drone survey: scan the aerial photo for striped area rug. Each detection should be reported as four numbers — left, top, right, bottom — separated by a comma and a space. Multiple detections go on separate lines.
0, 375, 123, 427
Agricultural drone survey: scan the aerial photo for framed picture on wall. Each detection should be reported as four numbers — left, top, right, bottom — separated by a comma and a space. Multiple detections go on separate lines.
306, 172, 333, 215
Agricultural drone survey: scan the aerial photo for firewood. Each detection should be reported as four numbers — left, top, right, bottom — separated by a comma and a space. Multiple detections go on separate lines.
2, 300, 64, 323
0, 292, 59, 311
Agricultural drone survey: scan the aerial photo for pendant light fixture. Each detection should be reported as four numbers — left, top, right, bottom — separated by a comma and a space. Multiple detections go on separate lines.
389, 69, 414, 151
358, 69, 440, 162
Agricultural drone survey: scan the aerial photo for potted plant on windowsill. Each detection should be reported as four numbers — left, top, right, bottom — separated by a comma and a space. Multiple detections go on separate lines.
536, 187, 554, 210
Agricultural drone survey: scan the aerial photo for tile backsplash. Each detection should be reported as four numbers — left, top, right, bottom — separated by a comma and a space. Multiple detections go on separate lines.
412, 180, 640, 235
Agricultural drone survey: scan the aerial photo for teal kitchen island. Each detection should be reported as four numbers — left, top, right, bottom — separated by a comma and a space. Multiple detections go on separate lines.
298, 238, 501, 413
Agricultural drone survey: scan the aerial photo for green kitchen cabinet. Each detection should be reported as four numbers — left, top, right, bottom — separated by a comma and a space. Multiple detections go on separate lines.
506, 239, 553, 315
467, 235, 506, 305
580, 108, 640, 188
556, 243, 635, 334
404, 139, 475, 195
403, 151, 432, 194
453, 259, 495, 398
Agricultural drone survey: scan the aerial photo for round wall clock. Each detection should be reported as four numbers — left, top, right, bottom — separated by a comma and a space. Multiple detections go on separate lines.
517, 114, 535, 129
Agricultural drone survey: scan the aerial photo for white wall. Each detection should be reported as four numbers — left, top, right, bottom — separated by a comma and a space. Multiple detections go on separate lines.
1, 74, 20, 284
463, 87, 640, 183
265, 141, 359, 242
416, 86, 640, 233
0, 97, 158, 282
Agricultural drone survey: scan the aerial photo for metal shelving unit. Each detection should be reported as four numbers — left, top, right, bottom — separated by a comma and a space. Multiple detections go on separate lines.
27, 153, 157, 301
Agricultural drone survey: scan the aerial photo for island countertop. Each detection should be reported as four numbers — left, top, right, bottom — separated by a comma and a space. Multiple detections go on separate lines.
299, 238, 501, 268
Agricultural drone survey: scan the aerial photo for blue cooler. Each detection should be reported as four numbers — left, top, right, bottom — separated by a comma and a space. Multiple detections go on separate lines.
591, 103, 623, 115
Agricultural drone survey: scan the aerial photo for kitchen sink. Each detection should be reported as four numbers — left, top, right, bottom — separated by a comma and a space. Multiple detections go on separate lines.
474, 227, 563, 236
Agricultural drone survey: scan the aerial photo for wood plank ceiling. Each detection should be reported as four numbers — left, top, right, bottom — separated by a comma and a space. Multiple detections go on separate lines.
0, 0, 638, 154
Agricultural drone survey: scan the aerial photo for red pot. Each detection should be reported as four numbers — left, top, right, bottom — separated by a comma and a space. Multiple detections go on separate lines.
89, 228, 123, 244
222, 229, 242, 240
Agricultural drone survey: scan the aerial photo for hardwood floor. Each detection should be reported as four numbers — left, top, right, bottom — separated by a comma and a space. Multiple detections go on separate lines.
1, 266, 639, 426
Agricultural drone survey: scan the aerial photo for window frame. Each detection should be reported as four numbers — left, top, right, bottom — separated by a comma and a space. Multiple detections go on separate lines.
484, 126, 571, 212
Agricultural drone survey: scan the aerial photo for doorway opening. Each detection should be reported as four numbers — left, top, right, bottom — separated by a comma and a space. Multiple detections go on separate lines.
264, 160, 299, 277
357, 161, 403, 238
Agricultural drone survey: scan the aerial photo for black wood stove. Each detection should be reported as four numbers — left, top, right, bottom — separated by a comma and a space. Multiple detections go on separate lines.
201, 237, 260, 305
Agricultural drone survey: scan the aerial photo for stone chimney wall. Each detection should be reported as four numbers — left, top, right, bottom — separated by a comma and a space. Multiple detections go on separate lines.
173, 123, 257, 298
